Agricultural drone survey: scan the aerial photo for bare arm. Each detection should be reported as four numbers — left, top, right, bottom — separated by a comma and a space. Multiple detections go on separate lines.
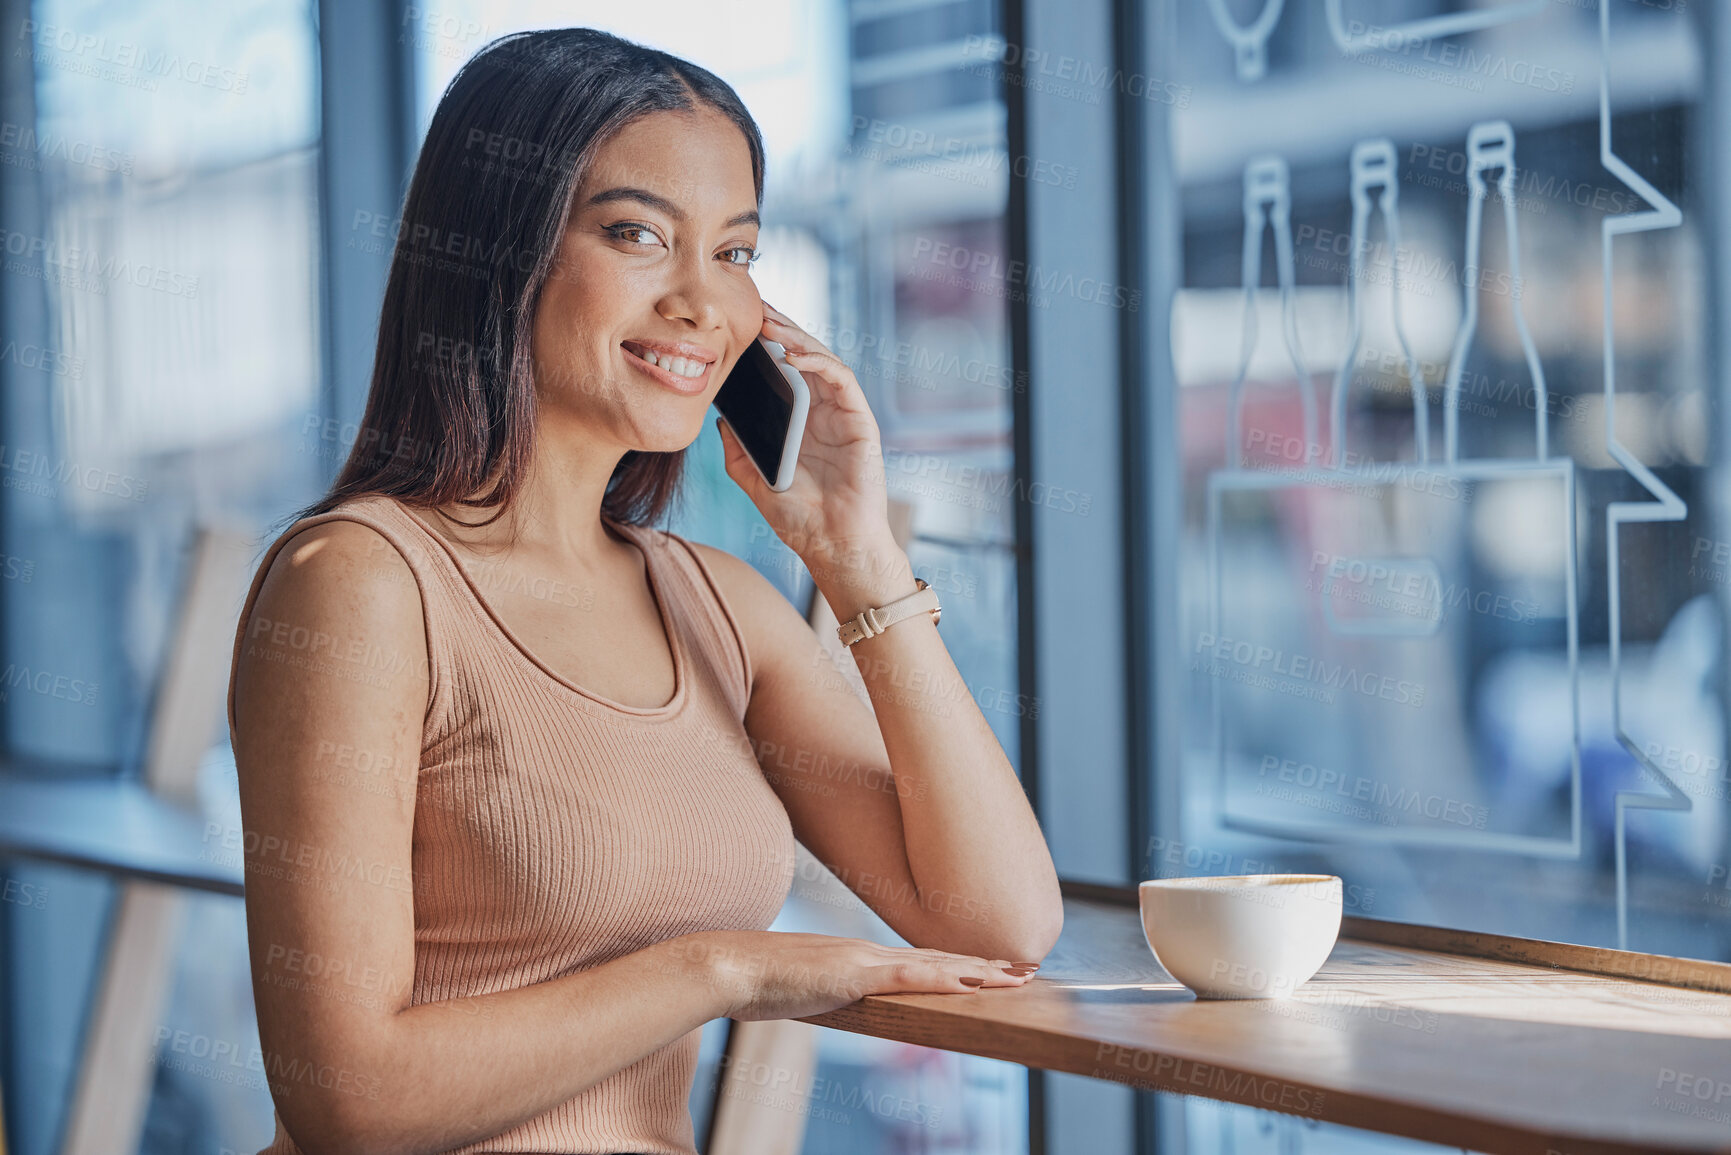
233, 520, 1027, 1155
695, 538, 1064, 963
709, 301, 1063, 963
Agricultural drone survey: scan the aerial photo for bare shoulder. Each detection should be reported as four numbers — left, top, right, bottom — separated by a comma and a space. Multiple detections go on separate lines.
682, 537, 814, 630
683, 538, 786, 615
248, 518, 422, 631
681, 538, 817, 682
235, 518, 429, 730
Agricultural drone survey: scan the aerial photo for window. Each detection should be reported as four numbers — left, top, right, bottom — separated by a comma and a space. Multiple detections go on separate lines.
1158, 0, 1718, 966
1138, 0, 1721, 1149
2, 1, 321, 1151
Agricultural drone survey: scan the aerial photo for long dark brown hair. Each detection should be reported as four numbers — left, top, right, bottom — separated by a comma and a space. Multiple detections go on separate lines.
296, 28, 765, 531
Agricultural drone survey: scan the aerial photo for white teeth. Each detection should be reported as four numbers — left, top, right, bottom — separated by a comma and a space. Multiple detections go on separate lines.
637, 348, 704, 378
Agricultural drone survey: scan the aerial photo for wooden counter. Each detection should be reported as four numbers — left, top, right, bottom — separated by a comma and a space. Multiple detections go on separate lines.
804, 894, 1731, 1155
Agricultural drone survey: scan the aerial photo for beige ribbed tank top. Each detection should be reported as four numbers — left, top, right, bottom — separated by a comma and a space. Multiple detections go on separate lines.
227, 493, 797, 1155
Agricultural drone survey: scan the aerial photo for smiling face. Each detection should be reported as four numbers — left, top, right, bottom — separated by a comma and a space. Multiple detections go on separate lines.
530, 105, 764, 455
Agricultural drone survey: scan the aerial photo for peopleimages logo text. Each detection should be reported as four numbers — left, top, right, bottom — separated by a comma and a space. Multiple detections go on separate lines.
1342, 21, 1574, 93
0, 444, 148, 502
1194, 632, 1424, 708
16, 20, 250, 92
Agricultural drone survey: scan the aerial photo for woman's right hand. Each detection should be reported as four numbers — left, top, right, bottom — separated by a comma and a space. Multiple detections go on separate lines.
663, 930, 1040, 1022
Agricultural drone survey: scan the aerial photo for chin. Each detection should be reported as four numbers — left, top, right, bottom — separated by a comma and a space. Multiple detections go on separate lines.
629, 411, 709, 456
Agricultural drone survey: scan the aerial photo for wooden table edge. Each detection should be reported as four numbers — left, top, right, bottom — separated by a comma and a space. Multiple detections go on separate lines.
796, 885, 1731, 1155
798, 993, 1708, 1155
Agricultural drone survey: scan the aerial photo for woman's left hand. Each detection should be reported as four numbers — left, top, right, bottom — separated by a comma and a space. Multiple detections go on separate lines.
717, 301, 900, 576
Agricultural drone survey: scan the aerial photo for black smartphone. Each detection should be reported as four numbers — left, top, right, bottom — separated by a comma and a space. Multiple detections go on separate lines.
712, 336, 811, 492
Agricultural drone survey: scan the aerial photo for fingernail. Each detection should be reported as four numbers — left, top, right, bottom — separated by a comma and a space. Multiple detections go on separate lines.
1003, 966, 1037, 976
959, 976, 985, 987
1011, 962, 1041, 969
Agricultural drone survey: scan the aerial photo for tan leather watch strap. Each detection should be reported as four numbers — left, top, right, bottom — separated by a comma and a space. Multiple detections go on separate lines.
837, 578, 941, 647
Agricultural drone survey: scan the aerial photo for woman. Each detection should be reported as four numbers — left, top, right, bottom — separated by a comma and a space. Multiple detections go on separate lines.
229, 26, 1063, 1155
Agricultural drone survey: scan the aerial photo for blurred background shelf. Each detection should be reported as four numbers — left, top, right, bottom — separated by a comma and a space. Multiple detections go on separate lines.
0, 765, 242, 899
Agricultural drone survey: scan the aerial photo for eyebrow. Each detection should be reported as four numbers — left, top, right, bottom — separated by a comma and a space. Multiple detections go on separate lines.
584, 186, 759, 229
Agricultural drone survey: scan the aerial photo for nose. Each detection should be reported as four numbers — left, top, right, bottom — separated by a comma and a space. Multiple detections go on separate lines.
656, 246, 726, 331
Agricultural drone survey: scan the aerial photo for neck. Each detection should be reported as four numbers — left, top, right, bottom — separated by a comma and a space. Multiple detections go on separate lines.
439, 409, 633, 566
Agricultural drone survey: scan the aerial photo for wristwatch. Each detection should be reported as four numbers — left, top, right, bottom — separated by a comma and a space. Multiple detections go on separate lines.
837, 578, 942, 647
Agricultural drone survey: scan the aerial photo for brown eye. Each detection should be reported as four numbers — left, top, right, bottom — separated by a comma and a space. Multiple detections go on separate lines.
606, 223, 664, 248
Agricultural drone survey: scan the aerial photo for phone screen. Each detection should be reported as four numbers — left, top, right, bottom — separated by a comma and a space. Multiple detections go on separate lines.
713, 338, 795, 483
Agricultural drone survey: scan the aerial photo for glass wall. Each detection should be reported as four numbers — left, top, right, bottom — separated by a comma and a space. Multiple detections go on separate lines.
1144, 1, 1719, 1149
2, 0, 320, 1151
1161, 0, 1719, 961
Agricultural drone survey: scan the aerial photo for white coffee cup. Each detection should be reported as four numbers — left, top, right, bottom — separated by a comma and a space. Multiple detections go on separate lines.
1138, 874, 1343, 999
